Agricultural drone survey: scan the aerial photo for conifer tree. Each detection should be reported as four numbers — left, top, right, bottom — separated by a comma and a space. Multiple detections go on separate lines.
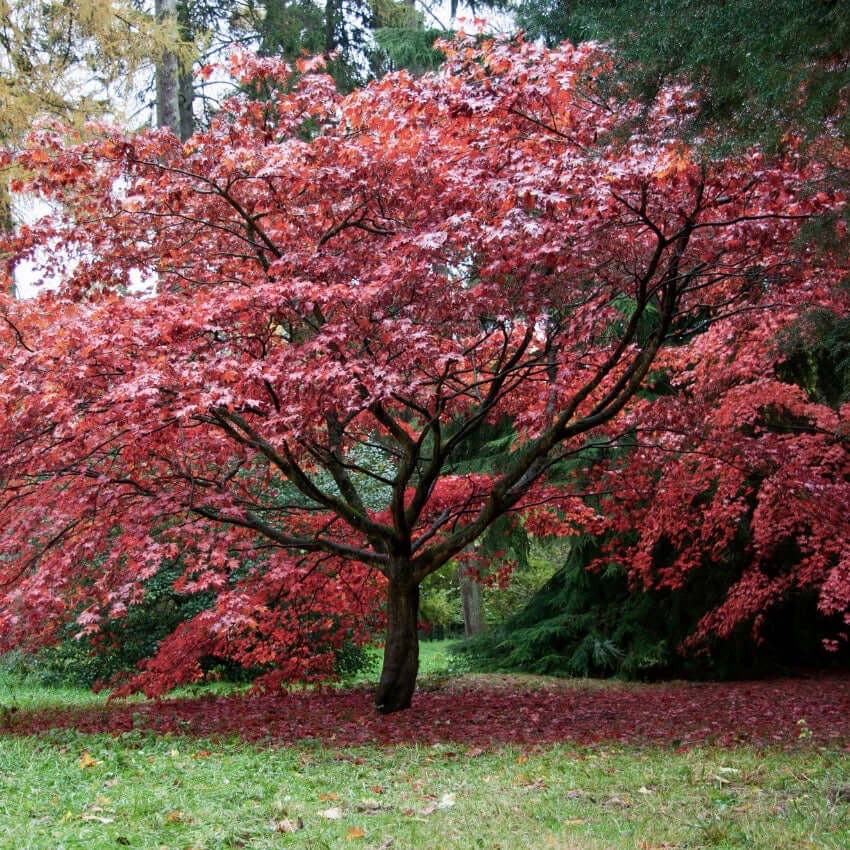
508, 0, 850, 149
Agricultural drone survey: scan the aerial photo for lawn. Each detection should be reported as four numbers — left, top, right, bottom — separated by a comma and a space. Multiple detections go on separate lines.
1, 642, 849, 849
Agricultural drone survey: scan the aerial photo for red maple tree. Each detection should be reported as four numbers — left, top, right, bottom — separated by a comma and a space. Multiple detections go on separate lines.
0, 37, 844, 712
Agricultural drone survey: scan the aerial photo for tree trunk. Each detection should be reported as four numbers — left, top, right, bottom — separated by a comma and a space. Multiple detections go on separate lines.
1, 180, 14, 296
461, 574, 484, 637
176, 1, 194, 141
155, 0, 180, 134
376, 578, 419, 713
178, 66, 194, 141
324, 0, 338, 55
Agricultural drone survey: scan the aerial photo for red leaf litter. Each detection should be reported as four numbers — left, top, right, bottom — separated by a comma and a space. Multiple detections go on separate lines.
3, 675, 850, 749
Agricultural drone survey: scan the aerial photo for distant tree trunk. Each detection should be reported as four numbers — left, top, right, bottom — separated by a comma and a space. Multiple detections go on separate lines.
461, 570, 484, 637
178, 66, 194, 141
155, 0, 180, 134
376, 575, 419, 713
324, 0, 338, 54
1, 181, 14, 296
176, 1, 194, 141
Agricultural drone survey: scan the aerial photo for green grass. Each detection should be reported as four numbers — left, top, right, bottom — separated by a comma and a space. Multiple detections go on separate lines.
1, 730, 848, 849
0, 674, 108, 711
0, 669, 251, 711
2, 652, 849, 848
418, 638, 465, 674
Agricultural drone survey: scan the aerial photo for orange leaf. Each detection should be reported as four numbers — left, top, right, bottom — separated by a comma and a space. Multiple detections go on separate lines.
78, 751, 99, 769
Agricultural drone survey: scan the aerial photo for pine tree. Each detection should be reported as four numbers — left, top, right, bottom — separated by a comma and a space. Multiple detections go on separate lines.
508, 0, 850, 150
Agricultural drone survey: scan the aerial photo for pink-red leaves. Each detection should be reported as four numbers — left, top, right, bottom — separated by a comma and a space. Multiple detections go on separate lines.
2, 676, 850, 751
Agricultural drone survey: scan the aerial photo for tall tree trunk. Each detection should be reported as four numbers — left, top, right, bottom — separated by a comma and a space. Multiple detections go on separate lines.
376, 577, 419, 713
155, 0, 180, 134
176, 1, 194, 141
324, 0, 338, 54
178, 66, 194, 141
1, 180, 15, 296
461, 573, 484, 637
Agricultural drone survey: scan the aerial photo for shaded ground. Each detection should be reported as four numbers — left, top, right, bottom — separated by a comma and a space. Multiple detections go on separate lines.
3, 673, 849, 749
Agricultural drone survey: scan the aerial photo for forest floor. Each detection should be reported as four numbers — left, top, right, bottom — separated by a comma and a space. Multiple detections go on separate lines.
0, 643, 849, 849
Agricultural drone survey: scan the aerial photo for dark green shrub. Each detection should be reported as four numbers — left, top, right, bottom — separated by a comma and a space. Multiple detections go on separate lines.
461, 532, 850, 680
333, 641, 381, 685
3, 562, 213, 688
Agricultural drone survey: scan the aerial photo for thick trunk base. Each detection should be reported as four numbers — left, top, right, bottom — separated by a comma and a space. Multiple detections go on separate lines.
376, 580, 419, 714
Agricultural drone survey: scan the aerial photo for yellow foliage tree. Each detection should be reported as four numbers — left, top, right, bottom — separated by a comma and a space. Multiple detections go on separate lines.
1, 0, 194, 289
0, 0, 194, 139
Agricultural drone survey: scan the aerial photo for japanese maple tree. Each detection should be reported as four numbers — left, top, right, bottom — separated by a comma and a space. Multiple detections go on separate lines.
0, 37, 843, 712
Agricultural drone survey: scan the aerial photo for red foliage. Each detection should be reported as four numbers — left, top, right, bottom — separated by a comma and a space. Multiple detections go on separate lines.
2, 677, 850, 750
590, 283, 850, 649
0, 36, 846, 703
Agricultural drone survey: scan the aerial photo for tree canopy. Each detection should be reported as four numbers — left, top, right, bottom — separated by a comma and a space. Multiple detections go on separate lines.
0, 36, 845, 712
